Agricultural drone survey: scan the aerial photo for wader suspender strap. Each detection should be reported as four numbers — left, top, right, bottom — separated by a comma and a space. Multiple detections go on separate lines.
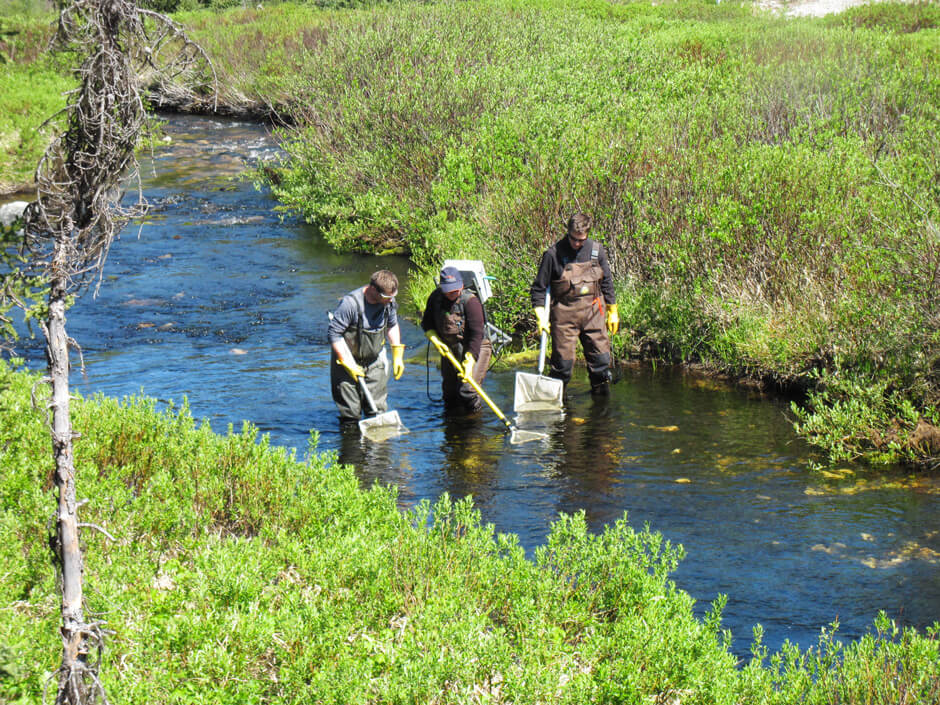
351, 288, 389, 361
554, 245, 572, 301
456, 288, 476, 338
456, 288, 491, 342
452, 289, 467, 334
354, 289, 366, 357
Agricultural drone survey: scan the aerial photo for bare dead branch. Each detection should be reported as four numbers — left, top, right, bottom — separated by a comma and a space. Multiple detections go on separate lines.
77, 523, 117, 542
23, 0, 216, 299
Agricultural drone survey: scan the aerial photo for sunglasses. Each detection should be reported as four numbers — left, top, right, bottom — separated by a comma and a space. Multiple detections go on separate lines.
371, 284, 397, 300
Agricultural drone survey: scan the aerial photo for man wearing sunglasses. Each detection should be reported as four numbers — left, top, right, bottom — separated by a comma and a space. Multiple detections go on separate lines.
328, 270, 406, 423
530, 213, 619, 396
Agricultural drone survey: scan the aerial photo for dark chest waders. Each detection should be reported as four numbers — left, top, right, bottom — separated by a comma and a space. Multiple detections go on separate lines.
431, 289, 493, 412
343, 288, 390, 366
332, 288, 393, 421
434, 288, 478, 355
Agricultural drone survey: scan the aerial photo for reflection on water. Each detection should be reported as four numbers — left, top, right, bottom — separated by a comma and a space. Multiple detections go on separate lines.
5, 114, 939, 658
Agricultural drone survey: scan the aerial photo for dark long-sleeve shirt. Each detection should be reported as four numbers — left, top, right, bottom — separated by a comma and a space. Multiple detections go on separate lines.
421, 289, 485, 358
529, 236, 616, 308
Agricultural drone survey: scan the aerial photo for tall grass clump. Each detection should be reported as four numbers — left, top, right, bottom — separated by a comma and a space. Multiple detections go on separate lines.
256, 0, 938, 468
170, 3, 332, 110
3, 359, 940, 702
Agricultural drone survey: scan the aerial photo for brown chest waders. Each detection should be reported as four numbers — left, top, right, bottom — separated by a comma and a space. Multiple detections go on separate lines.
549, 257, 612, 390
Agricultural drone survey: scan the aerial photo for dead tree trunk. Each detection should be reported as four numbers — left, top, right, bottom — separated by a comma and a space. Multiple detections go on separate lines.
46, 262, 92, 704
19, 3, 214, 703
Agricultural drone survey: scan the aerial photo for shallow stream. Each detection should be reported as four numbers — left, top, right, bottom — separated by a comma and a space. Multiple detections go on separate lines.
7, 114, 939, 658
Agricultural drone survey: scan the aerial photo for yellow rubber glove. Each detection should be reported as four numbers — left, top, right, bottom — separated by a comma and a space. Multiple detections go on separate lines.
533, 306, 550, 336
425, 330, 448, 357
462, 352, 475, 381
391, 344, 405, 380
606, 303, 619, 335
338, 356, 365, 381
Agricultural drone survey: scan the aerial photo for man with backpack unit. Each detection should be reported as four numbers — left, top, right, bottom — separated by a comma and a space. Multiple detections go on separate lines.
421, 265, 493, 414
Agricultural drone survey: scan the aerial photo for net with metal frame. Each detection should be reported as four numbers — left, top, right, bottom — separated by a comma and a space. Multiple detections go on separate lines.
513, 371, 564, 412
359, 411, 408, 442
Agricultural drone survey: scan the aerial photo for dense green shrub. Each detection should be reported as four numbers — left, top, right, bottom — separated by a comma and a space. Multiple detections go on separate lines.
2, 360, 939, 702
3, 0, 936, 469
0, 360, 736, 703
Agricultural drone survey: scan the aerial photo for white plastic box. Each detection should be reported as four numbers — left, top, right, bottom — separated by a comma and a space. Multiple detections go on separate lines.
441, 259, 493, 303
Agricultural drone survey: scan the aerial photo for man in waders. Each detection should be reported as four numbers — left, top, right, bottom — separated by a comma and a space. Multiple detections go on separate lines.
328, 270, 406, 423
421, 266, 493, 414
530, 213, 619, 396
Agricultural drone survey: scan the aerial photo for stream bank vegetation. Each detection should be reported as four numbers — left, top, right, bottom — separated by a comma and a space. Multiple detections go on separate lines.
6, 4, 213, 705
254, 0, 938, 470
1, 2, 937, 469
3, 0, 215, 700
2, 360, 939, 703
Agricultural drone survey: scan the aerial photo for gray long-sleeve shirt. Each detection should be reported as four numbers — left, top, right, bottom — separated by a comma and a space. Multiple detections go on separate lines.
328, 286, 399, 344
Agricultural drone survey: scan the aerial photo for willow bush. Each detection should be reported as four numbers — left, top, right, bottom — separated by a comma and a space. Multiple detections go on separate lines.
258, 0, 938, 467
2, 0, 935, 463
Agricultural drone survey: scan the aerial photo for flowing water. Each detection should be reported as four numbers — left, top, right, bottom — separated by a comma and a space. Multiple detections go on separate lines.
6, 114, 940, 658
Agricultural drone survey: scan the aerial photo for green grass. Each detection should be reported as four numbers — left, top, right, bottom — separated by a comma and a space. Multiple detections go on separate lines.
2, 359, 939, 703
170, 4, 334, 109
0, 0, 53, 19
0, 13, 66, 194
